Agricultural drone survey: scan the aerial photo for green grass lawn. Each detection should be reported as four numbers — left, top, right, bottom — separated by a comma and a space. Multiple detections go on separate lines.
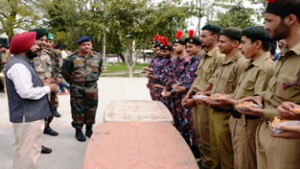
102, 63, 149, 77
104, 63, 149, 73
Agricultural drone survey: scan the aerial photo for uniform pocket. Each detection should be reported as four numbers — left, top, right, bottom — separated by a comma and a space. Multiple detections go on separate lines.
73, 59, 85, 73
225, 72, 238, 93
202, 66, 213, 81
90, 61, 99, 73
274, 75, 297, 100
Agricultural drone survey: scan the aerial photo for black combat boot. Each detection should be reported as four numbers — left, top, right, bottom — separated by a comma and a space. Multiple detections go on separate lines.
75, 129, 86, 142
44, 125, 59, 136
52, 107, 61, 118
85, 125, 93, 138
41, 145, 52, 154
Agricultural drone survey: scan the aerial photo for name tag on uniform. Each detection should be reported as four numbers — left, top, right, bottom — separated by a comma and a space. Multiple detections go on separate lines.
74, 60, 84, 65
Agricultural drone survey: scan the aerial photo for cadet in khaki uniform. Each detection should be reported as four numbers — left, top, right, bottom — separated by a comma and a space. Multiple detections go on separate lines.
215, 26, 275, 169
205, 27, 247, 169
184, 24, 225, 169
61, 36, 103, 142
236, 1, 300, 168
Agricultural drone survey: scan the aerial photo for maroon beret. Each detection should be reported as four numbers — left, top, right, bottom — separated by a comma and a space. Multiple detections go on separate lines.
10, 32, 37, 54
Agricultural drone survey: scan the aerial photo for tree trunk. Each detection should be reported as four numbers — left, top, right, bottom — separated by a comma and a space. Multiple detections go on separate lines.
124, 40, 140, 78
119, 53, 125, 63
124, 48, 133, 78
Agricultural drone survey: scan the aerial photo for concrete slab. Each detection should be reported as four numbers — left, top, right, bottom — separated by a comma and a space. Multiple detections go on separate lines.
0, 77, 151, 169
103, 100, 173, 123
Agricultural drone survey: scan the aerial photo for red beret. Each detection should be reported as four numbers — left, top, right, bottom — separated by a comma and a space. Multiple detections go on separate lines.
10, 32, 37, 54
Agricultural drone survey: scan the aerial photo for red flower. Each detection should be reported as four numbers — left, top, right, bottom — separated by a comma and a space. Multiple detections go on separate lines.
267, 0, 276, 4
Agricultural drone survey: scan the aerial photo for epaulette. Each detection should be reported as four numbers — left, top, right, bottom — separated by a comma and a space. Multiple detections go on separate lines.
42, 49, 51, 55
50, 48, 60, 55
92, 51, 101, 58
67, 50, 79, 59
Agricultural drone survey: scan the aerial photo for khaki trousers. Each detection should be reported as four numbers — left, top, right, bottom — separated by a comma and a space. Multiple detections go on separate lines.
193, 104, 212, 168
256, 121, 300, 169
229, 116, 261, 169
12, 119, 44, 169
209, 109, 233, 169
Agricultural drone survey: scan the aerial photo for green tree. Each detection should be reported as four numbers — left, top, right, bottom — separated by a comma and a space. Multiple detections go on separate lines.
200, 0, 265, 29
0, 0, 40, 38
37, 0, 201, 77
38, 0, 89, 49
212, 5, 256, 28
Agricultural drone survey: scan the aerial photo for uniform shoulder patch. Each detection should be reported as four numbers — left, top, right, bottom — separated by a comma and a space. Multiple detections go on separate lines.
50, 48, 60, 55
92, 51, 101, 57
68, 51, 79, 59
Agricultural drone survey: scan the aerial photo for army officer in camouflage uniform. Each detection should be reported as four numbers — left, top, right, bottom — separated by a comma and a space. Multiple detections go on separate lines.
61, 36, 103, 142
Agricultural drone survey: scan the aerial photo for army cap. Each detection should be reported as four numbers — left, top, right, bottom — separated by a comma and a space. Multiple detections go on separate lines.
48, 33, 54, 40
153, 34, 161, 48
185, 29, 201, 46
202, 24, 222, 35
29, 28, 49, 40
159, 37, 173, 51
266, 0, 300, 18
77, 36, 92, 45
220, 27, 242, 41
172, 30, 185, 45
241, 26, 270, 41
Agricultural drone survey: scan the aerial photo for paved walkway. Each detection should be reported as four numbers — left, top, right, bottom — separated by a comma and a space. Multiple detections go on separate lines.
0, 77, 151, 169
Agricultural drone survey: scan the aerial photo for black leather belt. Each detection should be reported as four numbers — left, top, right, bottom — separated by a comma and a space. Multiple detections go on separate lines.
232, 110, 260, 120
212, 106, 233, 113
71, 81, 96, 87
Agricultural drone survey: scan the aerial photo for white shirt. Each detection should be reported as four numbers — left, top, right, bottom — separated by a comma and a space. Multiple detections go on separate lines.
6, 63, 50, 100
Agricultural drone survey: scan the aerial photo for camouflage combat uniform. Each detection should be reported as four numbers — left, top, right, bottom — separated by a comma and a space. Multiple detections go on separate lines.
44, 48, 60, 109
150, 56, 166, 101
179, 53, 202, 146
158, 58, 173, 109
33, 49, 59, 123
148, 55, 160, 100
61, 51, 103, 129
165, 54, 189, 130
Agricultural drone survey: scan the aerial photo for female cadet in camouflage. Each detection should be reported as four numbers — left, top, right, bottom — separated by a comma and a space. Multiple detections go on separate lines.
61, 36, 103, 142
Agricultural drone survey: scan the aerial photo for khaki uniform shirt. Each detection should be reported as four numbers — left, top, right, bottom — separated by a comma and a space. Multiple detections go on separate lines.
191, 47, 225, 92
261, 42, 300, 119
232, 53, 275, 100
210, 53, 247, 95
